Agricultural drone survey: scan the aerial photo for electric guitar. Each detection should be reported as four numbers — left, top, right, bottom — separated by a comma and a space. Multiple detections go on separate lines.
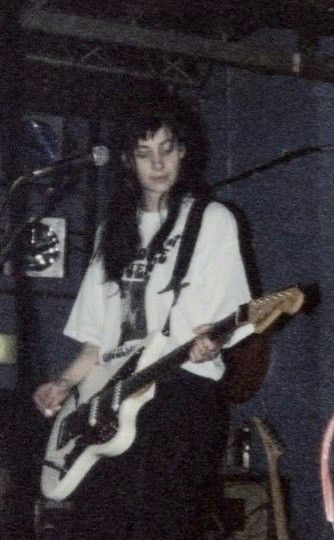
253, 416, 291, 540
41, 287, 304, 501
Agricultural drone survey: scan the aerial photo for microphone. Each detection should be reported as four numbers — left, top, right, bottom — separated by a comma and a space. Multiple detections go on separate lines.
30, 145, 110, 179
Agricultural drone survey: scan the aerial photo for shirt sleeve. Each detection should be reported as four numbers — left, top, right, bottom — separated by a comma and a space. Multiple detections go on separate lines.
63, 257, 108, 347
170, 202, 252, 347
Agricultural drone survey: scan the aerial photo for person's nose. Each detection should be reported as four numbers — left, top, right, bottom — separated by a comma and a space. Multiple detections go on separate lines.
151, 151, 164, 171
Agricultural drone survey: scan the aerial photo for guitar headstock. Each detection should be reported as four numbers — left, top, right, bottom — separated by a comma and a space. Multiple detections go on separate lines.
252, 416, 283, 462
248, 287, 304, 334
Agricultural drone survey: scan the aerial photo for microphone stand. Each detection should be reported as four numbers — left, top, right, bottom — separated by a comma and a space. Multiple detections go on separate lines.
0, 173, 72, 269
0, 170, 75, 410
1, 145, 108, 268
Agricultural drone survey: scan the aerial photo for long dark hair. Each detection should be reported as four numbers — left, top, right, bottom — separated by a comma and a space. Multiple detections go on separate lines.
96, 90, 211, 282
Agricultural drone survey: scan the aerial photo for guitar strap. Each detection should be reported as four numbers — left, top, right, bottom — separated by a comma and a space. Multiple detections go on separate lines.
159, 198, 208, 336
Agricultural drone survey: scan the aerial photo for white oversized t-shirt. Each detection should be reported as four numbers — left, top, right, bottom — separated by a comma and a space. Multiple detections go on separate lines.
64, 198, 252, 380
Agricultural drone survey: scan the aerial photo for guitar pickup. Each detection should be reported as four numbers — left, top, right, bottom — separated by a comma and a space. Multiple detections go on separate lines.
111, 381, 122, 412
88, 396, 99, 427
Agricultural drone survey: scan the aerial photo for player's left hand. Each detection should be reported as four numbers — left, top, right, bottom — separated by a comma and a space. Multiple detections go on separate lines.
189, 324, 221, 363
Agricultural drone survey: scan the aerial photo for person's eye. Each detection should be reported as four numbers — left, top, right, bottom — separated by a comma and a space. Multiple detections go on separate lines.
161, 141, 174, 155
135, 149, 150, 158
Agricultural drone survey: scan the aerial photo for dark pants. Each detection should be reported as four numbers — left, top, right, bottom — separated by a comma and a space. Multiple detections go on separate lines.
71, 370, 224, 539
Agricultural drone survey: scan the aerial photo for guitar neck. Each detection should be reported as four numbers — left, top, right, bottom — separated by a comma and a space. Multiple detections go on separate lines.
267, 460, 290, 540
115, 285, 305, 401
253, 417, 290, 540
122, 311, 238, 398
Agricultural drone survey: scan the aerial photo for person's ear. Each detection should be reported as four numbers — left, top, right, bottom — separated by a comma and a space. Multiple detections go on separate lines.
178, 143, 186, 159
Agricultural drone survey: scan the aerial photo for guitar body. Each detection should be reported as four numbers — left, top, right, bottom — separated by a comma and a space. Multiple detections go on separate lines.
41, 332, 166, 501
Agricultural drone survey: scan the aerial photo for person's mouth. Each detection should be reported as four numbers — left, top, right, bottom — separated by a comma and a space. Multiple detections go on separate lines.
152, 176, 168, 182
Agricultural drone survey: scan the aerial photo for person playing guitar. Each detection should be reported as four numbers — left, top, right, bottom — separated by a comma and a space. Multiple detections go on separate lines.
33, 87, 252, 539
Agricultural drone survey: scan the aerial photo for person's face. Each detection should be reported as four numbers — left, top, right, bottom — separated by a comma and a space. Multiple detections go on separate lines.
130, 125, 185, 210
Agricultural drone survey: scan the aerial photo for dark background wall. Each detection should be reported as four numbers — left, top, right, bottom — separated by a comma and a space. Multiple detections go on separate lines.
201, 31, 334, 540
0, 25, 333, 539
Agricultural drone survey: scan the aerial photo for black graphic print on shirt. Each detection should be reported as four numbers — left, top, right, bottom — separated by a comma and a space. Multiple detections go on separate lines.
104, 233, 182, 362
119, 247, 149, 346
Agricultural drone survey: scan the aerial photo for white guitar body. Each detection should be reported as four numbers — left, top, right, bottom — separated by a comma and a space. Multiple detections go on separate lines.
40, 287, 304, 502
41, 332, 167, 501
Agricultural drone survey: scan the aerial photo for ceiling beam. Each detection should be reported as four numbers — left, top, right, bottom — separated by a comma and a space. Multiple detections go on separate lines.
20, 7, 334, 82
19, 7, 296, 71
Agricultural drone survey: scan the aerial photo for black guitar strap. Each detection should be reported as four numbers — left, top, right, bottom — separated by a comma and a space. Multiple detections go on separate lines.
159, 198, 208, 336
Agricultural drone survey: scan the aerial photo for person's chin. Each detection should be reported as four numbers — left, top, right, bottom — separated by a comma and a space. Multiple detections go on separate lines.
151, 181, 171, 193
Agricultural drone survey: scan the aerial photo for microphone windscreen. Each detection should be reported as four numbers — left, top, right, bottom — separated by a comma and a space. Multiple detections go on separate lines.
91, 146, 110, 167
